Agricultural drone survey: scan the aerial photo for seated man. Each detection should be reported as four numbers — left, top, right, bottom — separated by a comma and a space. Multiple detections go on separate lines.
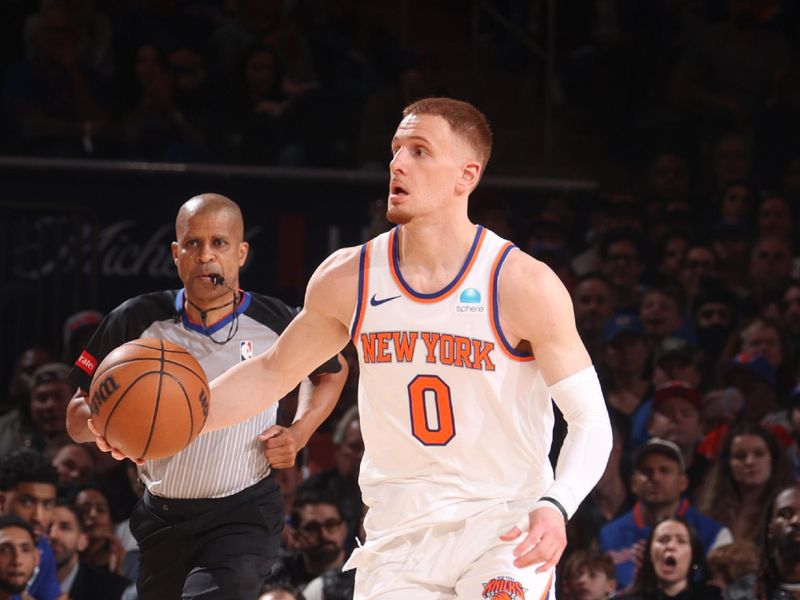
0, 514, 40, 600
599, 438, 732, 590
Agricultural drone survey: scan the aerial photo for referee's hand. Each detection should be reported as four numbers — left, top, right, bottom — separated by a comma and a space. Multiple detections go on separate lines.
259, 425, 300, 468
87, 419, 145, 465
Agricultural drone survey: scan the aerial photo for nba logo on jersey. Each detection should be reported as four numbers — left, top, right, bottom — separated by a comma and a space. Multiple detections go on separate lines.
482, 576, 526, 599
240, 340, 254, 361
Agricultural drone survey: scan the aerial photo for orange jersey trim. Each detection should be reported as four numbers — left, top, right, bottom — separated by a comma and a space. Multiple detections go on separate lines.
388, 226, 487, 303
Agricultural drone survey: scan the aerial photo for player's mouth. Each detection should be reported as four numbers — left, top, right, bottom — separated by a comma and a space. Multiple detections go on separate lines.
389, 183, 409, 200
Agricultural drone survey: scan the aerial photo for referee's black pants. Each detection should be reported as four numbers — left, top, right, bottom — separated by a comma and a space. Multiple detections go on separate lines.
130, 476, 283, 600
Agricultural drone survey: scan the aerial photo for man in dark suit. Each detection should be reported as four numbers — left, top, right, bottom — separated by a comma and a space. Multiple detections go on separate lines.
48, 501, 130, 600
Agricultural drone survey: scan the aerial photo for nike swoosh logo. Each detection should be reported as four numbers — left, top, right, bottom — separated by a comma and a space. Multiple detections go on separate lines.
370, 294, 401, 306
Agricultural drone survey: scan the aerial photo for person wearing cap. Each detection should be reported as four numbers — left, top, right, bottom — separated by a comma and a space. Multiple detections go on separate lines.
601, 314, 651, 419
599, 437, 732, 591
649, 381, 711, 501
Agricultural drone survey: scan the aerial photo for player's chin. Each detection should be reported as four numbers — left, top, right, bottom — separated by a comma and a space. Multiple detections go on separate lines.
386, 205, 411, 225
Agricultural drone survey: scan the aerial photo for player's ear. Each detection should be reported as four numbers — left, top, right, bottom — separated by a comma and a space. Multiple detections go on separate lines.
238, 241, 250, 267
456, 161, 481, 195
171, 241, 179, 264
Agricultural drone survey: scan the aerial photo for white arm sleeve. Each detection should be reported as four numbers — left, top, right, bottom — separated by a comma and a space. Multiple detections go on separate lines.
542, 365, 612, 519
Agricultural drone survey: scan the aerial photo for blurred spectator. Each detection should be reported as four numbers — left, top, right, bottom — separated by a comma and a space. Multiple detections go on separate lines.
757, 483, 800, 600
763, 385, 800, 480
3, 346, 53, 417
298, 406, 362, 553
642, 151, 691, 210
696, 424, 791, 544
656, 232, 691, 284
623, 516, 721, 599
706, 541, 760, 600
639, 284, 686, 345
2, 0, 108, 157
468, 192, 514, 241
599, 438, 731, 590
270, 489, 349, 590
51, 443, 95, 488
723, 351, 780, 424
275, 451, 307, 551
710, 133, 756, 195
61, 310, 102, 365
723, 316, 793, 390
717, 181, 757, 224
599, 229, 647, 314
600, 315, 651, 419
691, 283, 739, 372
0, 448, 62, 600
23, 0, 113, 76
572, 272, 615, 363
27, 363, 75, 460
758, 194, 796, 241
712, 222, 754, 302
678, 245, 720, 312
114, 42, 209, 161
70, 483, 126, 575
210, 0, 316, 89
215, 42, 310, 165
562, 549, 617, 600
749, 236, 794, 312
48, 500, 130, 599
672, 0, 791, 133
650, 381, 710, 500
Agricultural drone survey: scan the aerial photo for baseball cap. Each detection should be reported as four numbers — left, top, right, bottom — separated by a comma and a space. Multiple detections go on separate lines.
653, 337, 695, 366
602, 314, 645, 345
653, 380, 703, 413
634, 437, 686, 472
729, 352, 776, 388
30, 363, 72, 390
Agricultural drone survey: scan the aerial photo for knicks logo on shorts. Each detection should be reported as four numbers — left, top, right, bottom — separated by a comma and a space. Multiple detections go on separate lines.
240, 340, 254, 361
482, 576, 526, 599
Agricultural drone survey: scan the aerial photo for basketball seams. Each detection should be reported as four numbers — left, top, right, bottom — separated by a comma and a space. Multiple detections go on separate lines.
89, 337, 209, 460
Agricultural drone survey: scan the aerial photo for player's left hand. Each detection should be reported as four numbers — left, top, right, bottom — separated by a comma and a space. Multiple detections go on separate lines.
258, 425, 301, 468
499, 505, 566, 572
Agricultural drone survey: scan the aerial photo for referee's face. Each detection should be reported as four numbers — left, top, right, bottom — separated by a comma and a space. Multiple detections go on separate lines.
173, 210, 249, 308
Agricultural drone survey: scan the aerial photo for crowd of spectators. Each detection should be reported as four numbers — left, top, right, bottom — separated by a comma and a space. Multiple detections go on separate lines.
4, 1, 800, 599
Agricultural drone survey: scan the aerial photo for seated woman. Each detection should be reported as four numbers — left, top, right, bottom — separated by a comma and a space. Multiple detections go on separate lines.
696, 423, 791, 544
622, 516, 721, 599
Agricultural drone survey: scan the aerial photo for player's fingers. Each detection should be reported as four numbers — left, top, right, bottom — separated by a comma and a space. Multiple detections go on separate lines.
499, 525, 522, 541
87, 418, 100, 437
535, 543, 564, 573
258, 425, 285, 441
512, 529, 545, 558
514, 536, 555, 569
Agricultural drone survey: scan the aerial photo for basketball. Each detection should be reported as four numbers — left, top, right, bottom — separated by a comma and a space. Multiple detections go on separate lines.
88, 338, 210, 461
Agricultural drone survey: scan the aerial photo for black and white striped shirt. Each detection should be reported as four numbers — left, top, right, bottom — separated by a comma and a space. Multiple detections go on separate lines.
70, 289, 339, 499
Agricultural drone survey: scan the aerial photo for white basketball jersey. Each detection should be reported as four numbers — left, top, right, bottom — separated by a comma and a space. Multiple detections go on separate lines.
350, 225, 555, 539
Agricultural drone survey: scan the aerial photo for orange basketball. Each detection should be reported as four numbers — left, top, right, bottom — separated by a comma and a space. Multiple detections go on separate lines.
88, 338, 209, 461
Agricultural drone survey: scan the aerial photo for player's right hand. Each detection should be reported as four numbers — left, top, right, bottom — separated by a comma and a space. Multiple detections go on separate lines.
87, 419, 144, 465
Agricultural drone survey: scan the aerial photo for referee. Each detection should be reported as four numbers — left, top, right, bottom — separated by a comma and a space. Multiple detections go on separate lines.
66, 194, 347, 599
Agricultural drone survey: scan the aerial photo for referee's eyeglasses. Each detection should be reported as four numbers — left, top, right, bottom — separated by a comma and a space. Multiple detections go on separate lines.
299, 518, 344, 537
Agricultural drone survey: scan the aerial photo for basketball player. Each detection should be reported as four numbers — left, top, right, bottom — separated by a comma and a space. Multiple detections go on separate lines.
100, 99, 611, 598
65, 194, 347, 600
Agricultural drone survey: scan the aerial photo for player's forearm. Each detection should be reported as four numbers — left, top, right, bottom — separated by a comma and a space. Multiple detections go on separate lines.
206, 353, 288, 432
66, 389, 95, 443
545, 366, 612, 519
290, 355, 348, 448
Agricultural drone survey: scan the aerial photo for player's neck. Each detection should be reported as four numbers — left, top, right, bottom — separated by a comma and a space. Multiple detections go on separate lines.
396, 219, 478, 276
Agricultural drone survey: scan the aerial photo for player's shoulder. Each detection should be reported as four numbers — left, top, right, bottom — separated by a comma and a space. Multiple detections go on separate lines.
498, 247, 567, 304
309, 245, 362, 289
